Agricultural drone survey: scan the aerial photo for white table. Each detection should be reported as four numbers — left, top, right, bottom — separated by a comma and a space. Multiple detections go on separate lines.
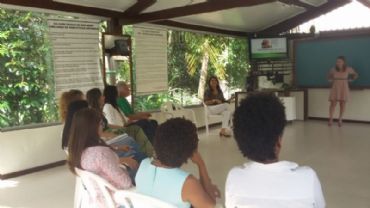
280, 96, 297, 121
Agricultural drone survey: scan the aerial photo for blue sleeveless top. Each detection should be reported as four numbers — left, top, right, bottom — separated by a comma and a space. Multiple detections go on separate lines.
135, 158, 191, 208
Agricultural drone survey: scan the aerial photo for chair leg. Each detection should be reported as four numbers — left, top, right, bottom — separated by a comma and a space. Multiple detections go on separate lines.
205, 117, 209, 136
206, 124, 209, 136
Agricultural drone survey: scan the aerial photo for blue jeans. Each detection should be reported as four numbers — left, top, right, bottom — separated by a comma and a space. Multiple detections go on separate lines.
113, 136, 148, 163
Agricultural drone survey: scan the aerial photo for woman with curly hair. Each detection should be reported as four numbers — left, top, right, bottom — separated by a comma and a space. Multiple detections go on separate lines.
58, 89, 84, 122
226, 93, 325, 208
135, 118, 220, 208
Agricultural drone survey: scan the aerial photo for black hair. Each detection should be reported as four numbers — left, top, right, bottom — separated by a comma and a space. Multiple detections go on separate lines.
86, 88, 102, 111
207, 75, 222, 94
62, 100, 89, 149
103, 85, 119, 110
232, 93, 287, 162
154, 118, 198, 167
335, 56, 347, 72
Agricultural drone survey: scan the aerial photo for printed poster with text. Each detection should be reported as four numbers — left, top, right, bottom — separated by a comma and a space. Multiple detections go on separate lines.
133, 25, 168, 95
48, 18, 103, 98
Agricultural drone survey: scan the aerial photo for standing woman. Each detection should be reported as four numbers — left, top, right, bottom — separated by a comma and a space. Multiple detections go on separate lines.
328, 56, 358, 126
204, 76, 232, 137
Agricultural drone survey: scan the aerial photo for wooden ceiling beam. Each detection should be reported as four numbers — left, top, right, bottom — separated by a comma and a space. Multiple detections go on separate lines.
120, 0, 276, 25
278, 0, 315, 9
153, 20, 250, 37
259, 0, 352, 35
0, 0, 124, 18
123, 0, 157, 16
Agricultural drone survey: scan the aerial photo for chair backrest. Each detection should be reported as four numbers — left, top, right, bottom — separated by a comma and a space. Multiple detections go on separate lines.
75, 168, 130, 208
160, 101, 183, 112
114, 190, 178, 208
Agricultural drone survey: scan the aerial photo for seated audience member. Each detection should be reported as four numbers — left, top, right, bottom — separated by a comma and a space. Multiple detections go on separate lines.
86, 88, 153, 157
67, 108, 132, 207
136, 118, 220, 208
62, 100, 139, 171
59, 89, 84, 122
226, 93, 325, 208
103, 85, 127, 126
116, 81, 158, 142
203, 76, 232, 137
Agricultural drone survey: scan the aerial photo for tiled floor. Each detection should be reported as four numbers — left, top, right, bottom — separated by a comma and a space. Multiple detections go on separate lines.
1, 121, 370, 208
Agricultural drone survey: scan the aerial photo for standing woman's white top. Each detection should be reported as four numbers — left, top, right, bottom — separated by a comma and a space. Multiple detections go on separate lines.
225, 161, 325, 208
103, 103, 126, 127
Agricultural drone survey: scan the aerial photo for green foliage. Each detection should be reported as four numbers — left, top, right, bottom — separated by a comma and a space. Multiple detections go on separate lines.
116, 61, 131, 82
168, 31, 199, 93
0, 9, 57, 128
185, 32, 227, 79
224, 38, 250, 89
134, 29, 249, 111
134, 88, 200, 111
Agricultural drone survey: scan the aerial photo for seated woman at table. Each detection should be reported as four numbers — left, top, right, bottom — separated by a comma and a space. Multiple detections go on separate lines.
67, 108, 133, 207
135, 118, 220, 208
87, 87, 153, 157
204, 76, 232, 137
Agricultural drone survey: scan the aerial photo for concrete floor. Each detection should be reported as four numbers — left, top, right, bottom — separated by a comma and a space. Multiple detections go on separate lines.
1, 121, 370, 208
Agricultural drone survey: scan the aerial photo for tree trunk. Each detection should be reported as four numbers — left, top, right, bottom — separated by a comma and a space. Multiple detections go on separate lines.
197, 52, 209, 99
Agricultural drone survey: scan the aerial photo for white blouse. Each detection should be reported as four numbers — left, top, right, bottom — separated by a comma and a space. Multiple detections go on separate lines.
103, 103, 127, 127
225, 161, 326, 208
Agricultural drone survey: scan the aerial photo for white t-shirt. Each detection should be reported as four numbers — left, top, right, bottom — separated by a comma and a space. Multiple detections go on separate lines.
225, 161, 325, 208
103, 103, 126, 127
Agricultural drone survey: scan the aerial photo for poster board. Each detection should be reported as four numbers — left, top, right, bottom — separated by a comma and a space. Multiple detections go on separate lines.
133, 25, 168, 95
48, 18, 103, 97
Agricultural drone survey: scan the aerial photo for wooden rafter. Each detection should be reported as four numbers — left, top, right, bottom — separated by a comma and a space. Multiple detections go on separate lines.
259, 0, 352, 35
120, 0, 276, 24
123, 0, 157, 16
0, 0, 124, 18
152, 20, 250, 37
278, 0, 315, 9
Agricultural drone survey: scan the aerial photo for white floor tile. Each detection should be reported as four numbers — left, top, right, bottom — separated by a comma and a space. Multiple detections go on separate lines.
1, 121, 370, 207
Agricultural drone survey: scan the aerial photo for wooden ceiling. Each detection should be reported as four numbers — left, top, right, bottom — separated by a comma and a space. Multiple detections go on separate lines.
0, 0, 359, 36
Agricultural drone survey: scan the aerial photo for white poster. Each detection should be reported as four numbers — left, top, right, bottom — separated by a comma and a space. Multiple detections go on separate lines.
48, 18, 103, 98
134, 25, 168, 95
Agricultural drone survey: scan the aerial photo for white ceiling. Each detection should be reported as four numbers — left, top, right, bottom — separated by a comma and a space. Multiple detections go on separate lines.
173, 2, 306, 32
53, 0, 137, 12
143, 0, 207, 13
52, 0, 331, 33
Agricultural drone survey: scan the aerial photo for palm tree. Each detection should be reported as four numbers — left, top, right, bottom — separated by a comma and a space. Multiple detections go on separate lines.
184, 33, 227, 99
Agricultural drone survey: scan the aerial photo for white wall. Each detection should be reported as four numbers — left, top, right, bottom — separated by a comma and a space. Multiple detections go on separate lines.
0, 105, 228, 176
0, 125, 66, 175
308, 88, 370, 121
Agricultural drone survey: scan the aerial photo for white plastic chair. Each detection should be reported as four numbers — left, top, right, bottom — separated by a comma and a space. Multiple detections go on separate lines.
203, 102, 223, 136
114, 190, 177, 208
74, 168, 131, 208
160, 101, 197, 125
